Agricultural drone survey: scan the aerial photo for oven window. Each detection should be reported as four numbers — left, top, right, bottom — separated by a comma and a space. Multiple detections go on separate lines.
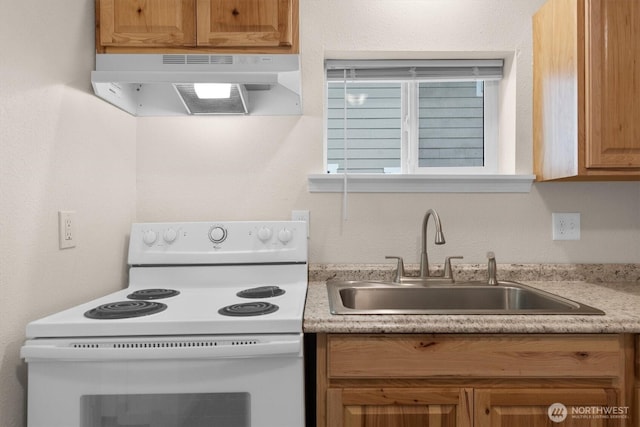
81, 393, 250, 427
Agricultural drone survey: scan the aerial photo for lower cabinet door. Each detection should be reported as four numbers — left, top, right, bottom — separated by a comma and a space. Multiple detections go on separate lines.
475, 388, 622, 427
327, 387, 472, 427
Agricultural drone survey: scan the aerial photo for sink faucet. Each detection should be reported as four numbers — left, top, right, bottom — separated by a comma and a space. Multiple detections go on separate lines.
419, 209, 446, 278
386, 209, 461, 283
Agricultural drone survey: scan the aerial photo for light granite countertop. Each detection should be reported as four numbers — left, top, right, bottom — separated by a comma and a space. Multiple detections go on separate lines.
303, 264, 640, 334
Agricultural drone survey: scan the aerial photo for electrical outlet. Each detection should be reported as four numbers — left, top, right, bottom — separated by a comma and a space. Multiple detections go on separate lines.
58, 211, 76, 249
291, 210, 310, 238
552, 212, 580, 241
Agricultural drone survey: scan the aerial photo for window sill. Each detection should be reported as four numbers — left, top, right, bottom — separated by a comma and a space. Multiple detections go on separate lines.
307, 174, 536, 193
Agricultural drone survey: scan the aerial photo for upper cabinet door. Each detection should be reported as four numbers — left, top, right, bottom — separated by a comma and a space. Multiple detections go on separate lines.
196, 0, 294, 48
98, 0, 196, 48
533, 0, 640, 180
585, 0, 640, 169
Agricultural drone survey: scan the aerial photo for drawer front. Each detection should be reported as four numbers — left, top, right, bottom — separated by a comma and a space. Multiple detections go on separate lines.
327, 334, 623, 379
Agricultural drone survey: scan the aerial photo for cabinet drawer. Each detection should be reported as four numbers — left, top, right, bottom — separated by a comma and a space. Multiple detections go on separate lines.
327, 334, 624, 379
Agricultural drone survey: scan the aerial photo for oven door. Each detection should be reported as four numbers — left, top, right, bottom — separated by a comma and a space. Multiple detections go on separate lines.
22, 334, 304, 427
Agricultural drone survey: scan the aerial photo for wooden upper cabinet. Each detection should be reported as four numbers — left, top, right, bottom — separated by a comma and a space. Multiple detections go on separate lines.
585, 0, 640, 170
533, 0, 640, 181
96, 0, 298, 53
97, 0, 196, 49
196, 0, 294, 48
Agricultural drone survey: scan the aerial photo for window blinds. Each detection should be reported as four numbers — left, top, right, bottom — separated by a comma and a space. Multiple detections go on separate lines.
326, 59, 503, 82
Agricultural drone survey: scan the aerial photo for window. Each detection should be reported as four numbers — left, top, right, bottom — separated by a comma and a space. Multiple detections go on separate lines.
325, 59, 501, 174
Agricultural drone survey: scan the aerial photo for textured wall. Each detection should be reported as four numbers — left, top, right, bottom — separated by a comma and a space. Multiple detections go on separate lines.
136, 0, 640, 264
0, 1, 137, 426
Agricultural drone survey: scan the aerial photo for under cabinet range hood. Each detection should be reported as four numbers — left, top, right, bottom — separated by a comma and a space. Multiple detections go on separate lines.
91, 54, 302, 116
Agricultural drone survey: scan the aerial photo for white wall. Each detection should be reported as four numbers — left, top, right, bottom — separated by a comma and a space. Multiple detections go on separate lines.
1, 1, 639, 426
0, 1, 137, 426
136, 0, 640, 264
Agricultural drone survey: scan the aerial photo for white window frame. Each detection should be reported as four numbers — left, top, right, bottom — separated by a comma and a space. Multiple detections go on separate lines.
310, 58, 535, 193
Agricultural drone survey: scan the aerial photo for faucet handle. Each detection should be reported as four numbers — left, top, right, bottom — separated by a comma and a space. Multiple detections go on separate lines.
443, 256, 463, 281
487, 251, 498, 285
385, 256, 405, 283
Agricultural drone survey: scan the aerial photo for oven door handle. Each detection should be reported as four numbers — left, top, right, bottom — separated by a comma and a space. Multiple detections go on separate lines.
21, 336, 303, 362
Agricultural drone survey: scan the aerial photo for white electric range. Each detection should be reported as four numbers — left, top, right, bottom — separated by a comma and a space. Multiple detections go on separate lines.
22, 221, 308, 427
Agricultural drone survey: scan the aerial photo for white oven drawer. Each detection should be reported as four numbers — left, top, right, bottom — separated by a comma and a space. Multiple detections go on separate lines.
23, 334, 305, 427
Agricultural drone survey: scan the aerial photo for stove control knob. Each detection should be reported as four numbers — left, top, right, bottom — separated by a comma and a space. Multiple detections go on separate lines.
142, 230, 158, 246
208, 226, 227, 244
257, 227, 273, 242
278, 228, 293, 244
163, 228, 178, 244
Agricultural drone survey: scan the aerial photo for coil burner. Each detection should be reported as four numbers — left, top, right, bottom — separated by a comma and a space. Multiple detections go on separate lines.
127, 289, 180, 300
218, 302, 279, 317
84, 301, 167, 320
236, 286, 285, 299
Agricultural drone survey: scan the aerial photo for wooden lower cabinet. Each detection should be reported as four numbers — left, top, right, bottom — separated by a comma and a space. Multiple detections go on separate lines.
327, 387, 619, 427
636, 336, 640, 426
327, 387, 472, 427
317, 334, 634, 427
475, 388, 619, 427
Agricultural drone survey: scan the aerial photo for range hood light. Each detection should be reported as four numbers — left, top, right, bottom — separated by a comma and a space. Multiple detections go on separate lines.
193, 83, 232, 99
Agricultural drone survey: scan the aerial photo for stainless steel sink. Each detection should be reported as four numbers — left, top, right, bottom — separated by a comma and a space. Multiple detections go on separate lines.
326, 280, 604, 315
